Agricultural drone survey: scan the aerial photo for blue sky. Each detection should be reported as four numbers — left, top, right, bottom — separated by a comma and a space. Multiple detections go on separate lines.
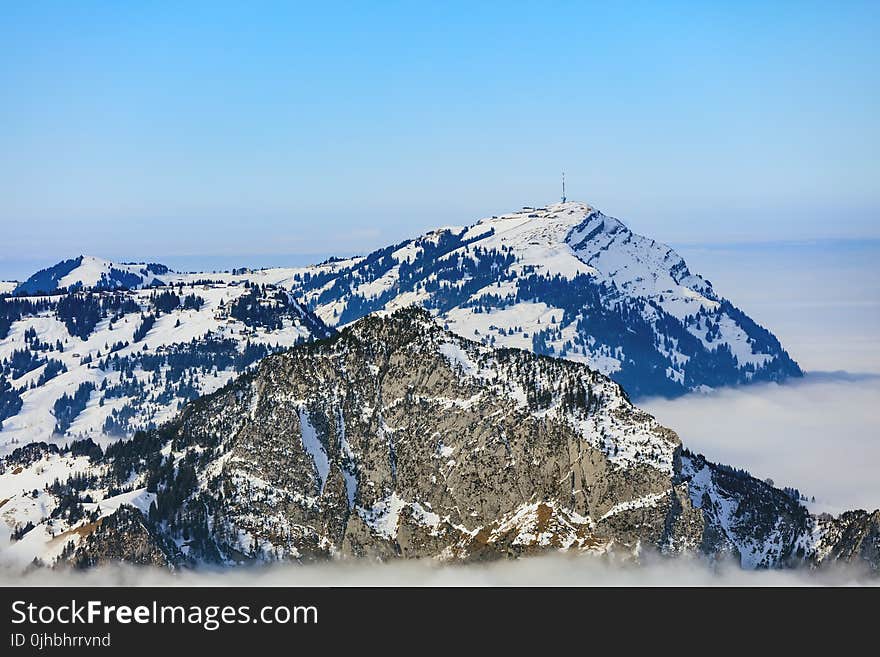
1, 1, 878, 277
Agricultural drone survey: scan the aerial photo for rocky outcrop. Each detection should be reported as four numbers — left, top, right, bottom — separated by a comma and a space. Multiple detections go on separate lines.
63, 307, 873, 573
808, 510, 880, 572
64, 505, 180, 569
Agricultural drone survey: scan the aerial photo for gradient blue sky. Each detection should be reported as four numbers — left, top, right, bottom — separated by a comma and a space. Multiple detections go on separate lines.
1, 1, 878, 278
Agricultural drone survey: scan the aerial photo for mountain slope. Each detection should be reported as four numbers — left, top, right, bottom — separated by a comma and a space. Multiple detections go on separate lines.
1, 309, 873, 573
280, 202, 801, 398
0, 281, 333, 451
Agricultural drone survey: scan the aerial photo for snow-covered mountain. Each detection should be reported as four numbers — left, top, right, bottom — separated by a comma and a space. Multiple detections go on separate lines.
0, 309, 874, 573
13, 256, 172, 295
279, 202, 802, 397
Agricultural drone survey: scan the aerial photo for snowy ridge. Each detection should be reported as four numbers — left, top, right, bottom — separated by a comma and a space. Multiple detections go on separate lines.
566, 209, 716, 312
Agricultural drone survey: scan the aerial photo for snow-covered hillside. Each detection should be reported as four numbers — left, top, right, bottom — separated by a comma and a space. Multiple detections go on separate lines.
0, 281, 332, 454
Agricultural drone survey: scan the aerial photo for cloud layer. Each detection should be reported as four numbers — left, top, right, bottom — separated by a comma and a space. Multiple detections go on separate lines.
2, 552, 877, 588
643, 373, 880, 513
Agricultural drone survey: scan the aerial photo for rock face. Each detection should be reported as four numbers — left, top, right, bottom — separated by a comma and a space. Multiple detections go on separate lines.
19, 308, 869, 575
68, 505, 180, 569
133, 307, 677, 561
810, 510, 880, 568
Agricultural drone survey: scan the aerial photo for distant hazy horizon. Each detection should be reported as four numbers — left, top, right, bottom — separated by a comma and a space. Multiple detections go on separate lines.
2, 227, 878, 282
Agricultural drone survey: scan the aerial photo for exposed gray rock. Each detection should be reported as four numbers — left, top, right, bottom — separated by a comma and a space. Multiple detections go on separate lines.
63, 505, 181, 569
69, 307, 874, 574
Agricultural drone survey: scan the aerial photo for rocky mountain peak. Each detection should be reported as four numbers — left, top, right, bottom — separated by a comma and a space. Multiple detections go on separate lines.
0, 310, 875, 574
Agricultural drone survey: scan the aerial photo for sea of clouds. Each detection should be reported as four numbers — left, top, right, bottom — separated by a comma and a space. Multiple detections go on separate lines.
643, 373, 880, 514
644, 240, 880, 514
2, 552, 876, 588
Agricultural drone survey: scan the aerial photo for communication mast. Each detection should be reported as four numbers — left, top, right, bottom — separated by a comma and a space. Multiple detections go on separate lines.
561, 172, 566, 203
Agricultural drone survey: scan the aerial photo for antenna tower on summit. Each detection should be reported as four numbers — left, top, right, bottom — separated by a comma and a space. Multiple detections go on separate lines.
561, 172, 566, 203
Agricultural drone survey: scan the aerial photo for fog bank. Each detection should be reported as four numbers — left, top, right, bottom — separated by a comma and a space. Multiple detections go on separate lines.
2, 552, 877, 588
644, 373, 880, 513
